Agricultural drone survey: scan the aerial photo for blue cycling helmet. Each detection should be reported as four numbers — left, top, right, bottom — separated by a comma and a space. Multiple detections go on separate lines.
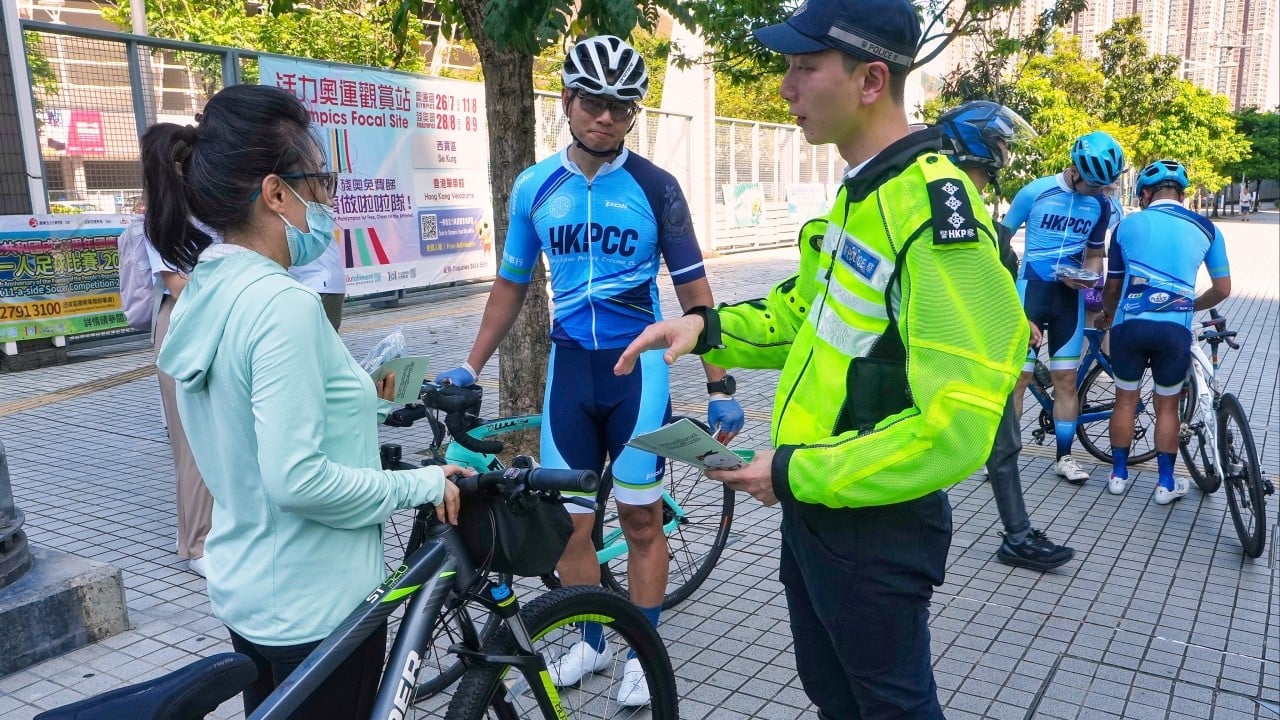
938, 101, 1037, 174
1135, 159, 1189, 194
1071, 131, 1126, 186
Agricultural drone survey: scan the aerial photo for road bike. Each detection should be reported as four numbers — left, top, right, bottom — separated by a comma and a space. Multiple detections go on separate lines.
387, 383, 735, 610
37, 465, 680, 720
1026, 327, 1158, 464
1177, 310, 1272, 557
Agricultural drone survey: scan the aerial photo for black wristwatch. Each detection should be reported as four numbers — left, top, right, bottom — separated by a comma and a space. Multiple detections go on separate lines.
706, 375, 736, 396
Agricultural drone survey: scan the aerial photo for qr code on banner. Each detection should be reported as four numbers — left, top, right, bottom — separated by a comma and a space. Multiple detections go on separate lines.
420, 213, 439, 242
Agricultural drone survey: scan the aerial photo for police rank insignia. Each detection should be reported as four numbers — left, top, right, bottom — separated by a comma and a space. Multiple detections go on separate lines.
927, 179, 979, 244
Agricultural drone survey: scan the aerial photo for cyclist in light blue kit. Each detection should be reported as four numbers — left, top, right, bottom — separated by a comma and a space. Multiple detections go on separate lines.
437, 35, 743, 706
1002, 131, 1124, 484
1097, 159, 1231, 503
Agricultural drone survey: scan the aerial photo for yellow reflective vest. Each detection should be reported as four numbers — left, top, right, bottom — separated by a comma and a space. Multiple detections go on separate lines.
704, 146, 1028, 509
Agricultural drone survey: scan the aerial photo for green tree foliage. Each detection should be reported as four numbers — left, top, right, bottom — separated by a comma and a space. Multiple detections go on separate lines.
24, 31, 60, 117
935, 17, 1248, 200
103, 0, 427, 88
1223, 108, 1280, 189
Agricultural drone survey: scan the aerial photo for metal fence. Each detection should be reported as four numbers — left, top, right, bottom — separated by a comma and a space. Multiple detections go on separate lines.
709, 118, 847, 252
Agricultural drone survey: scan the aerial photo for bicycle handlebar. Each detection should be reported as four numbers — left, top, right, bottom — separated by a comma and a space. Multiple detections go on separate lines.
383, 383, 505, 455
454, 466, 600, 495
1200, 309, 1241, 350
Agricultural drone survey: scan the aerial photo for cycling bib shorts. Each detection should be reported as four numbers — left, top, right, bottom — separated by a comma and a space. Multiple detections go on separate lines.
1017, 276, 1085, 370
1109, 320, 1192, 395
541, 344, 671, 512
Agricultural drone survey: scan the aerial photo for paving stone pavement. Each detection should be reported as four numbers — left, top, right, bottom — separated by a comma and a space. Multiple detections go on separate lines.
1, 210, 1276, 719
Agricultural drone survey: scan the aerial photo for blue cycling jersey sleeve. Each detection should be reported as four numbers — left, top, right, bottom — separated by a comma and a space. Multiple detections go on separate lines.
1106, 226, 1126, 280
1087, 195, 1110, 250
623, 153, 706, 286
1001, 179, 1038, 234
499, 164, 555, 283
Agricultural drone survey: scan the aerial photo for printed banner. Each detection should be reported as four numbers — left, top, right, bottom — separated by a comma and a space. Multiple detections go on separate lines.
261, 57, 495, 296
786, 183, 831, 220
722, 183, 765, 227
0, 214, 132, 341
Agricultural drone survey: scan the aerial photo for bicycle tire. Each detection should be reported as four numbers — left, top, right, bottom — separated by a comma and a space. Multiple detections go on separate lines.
443, 586, 679, 720
1076, 362, 1158, 464
597, 417, 735, 609
1177, 383, 1219, 493
1217, 393, 1266, 558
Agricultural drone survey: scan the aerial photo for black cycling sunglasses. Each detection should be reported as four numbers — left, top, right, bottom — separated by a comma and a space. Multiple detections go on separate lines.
575, 93, 638, 122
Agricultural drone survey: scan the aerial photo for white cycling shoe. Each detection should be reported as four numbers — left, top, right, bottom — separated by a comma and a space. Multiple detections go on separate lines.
547, 640, 611, 686
615, 657, 650, 707
1108, 473, 1129, 495
1054, 455, 1090, 484
1154, 478, 1191, 506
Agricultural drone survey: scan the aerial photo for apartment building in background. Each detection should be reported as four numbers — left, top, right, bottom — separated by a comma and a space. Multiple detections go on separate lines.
938, 0, 1278, 111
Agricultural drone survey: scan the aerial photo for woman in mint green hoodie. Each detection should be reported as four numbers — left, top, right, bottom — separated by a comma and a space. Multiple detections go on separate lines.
144, 84, 470, 719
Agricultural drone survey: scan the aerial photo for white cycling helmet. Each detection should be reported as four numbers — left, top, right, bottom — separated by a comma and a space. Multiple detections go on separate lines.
562, 35, 649, 102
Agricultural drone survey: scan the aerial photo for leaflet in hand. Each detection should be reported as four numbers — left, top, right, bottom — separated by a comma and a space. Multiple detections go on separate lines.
371, 356, 430, 405
626, 418, 746, 470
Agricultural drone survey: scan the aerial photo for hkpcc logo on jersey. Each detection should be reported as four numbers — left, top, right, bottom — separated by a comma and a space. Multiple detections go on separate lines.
1038, 214, 1093, 234
547, 222, 638, 257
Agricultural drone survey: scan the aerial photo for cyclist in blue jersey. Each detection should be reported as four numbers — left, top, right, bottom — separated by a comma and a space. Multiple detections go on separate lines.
1002, 131, 1125, 484
1097, 159, 1231, 504
437, 35, 743, 706
937, 101, 1075, 571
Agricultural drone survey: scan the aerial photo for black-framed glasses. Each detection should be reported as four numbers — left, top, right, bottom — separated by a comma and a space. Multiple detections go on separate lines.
575, 93, 638, 122
280, 171, 339, 195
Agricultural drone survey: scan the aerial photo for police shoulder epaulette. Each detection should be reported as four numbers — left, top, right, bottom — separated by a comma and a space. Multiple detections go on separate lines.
918, 154, 981, 245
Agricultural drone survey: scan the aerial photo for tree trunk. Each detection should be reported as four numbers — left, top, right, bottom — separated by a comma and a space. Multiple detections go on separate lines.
457, 0, 550, 431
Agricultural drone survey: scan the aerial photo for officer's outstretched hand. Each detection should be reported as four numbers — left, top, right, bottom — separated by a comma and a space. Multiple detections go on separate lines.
614, 316, 703, 375
436, 363, 477, 387
708, 397, 745, 445
707, 450, 778, 506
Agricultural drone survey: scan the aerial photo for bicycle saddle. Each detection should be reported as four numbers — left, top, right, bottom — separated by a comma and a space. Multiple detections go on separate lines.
35, 653, 256, 720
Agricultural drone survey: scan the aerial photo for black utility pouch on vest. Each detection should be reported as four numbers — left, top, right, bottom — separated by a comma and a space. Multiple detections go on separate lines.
836, 321, 911, 436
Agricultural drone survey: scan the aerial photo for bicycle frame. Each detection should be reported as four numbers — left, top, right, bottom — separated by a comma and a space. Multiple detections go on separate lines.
1026, 329, 1108, 423
1185, 342, 1224, 482
247, 516, 569, 720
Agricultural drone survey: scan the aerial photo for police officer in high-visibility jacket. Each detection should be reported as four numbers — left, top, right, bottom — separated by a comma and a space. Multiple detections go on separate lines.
615, 0, 1027, 715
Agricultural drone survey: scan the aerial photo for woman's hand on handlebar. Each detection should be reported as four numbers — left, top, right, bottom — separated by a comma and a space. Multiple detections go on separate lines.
375, 371, 397, 402
436, 464, 473, 525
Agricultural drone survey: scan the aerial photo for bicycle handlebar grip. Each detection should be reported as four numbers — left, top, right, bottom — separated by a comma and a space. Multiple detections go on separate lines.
383, 404, 427, 428
526, 468, 600, 494
443, 409, 505, 455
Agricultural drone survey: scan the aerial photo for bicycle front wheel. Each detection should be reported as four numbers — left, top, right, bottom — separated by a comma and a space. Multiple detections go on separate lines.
443, 586, 679, 720
1218, 393, 1266, 558
597, 417, 735, 609
1076, 363, 1158, 464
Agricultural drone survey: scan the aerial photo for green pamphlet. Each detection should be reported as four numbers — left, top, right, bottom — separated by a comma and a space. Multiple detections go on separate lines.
371, 356, 430, 405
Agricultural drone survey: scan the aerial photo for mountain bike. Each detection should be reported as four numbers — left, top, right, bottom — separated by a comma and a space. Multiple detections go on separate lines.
387, 383, 735, 610
36, 465, 680, 720
1177, 309, 1272, 557
1026, 327, 1158, 464
384, 383, 732, 698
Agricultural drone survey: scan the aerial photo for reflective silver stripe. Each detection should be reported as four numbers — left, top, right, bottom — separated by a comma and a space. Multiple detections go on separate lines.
813, 308, 881, 358
825, 276, 889, 320
827, 23, 914, 68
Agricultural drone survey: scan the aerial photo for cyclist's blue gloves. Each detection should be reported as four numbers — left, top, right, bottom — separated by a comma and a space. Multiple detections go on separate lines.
708, 397, 745, 438
436, 362, 477, 387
